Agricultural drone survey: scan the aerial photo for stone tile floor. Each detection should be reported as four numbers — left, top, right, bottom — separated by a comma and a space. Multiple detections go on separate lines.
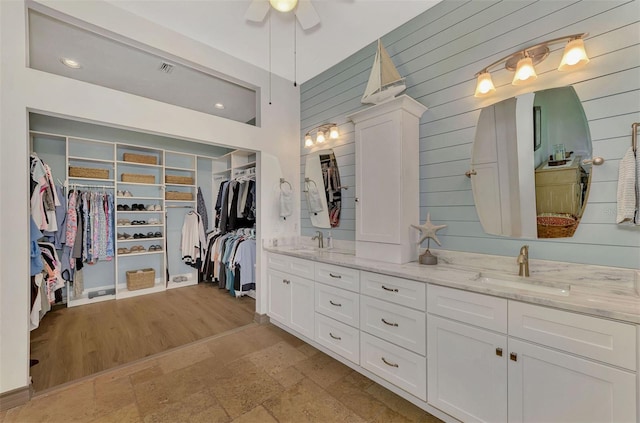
2, 323, 443, 423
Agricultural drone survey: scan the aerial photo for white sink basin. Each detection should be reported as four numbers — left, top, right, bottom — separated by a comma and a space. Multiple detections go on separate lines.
471, 272, 571, 296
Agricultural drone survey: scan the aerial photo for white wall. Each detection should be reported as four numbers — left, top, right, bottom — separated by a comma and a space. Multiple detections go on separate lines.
0, 0, 300, 395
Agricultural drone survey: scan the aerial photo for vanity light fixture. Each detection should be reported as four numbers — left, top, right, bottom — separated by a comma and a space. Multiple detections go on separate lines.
303, 123, 339, 148
269, 0, 297, 12
474, 33, 589, 97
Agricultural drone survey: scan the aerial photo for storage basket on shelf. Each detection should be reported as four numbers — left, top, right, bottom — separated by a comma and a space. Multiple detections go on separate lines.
165, 191, 194, 201
126, 268, 155, 291
123, 153, 158, 165
536, 213, 578, 238
69, 166, 110, 179
165, 175, 194, 185
121, 173, 155, 184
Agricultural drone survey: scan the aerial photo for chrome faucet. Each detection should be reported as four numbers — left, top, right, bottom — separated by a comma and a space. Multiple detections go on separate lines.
517, 245, 529, 277
311, 231, 324, 249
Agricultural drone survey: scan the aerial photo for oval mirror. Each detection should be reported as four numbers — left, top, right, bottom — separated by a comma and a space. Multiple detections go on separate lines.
304, 149, 342, 228
471, 86, 592, 238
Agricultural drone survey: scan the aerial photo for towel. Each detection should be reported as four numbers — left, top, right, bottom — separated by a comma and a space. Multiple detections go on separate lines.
616, 147, 638, 224
306, 183, 324, 213
280, 187, 293, 218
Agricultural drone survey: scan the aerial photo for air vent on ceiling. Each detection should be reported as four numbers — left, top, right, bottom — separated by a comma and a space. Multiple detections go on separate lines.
158, 62, 174, 74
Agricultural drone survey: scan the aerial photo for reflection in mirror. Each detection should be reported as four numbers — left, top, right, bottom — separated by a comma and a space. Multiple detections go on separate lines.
304, 149, 342, 229
471, 86, 592, 239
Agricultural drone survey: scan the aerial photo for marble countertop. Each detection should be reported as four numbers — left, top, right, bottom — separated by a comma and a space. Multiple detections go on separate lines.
265, 246, 640, 325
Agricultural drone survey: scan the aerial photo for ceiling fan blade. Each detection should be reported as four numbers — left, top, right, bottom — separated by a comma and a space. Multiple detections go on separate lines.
245, 0, 270, 22
295, 0, 320, 30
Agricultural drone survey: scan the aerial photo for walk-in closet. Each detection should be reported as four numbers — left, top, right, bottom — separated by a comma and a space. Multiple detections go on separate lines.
28, 114, 258, 391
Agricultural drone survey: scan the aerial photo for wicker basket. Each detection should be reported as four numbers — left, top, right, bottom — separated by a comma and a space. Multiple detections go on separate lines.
165, 175, 195, 185
126, 268, 155, 291
123, 153, 157, 165
537, 213, 578, 238
121, 173, 155, 184
69, 166, 109, 179
166, 191, 194, 201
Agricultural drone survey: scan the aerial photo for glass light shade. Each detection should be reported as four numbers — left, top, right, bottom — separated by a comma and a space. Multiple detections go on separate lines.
316, 131, 326, 144
474, 72, 496, 97
304, 134, 313, 148
329, 125, 339, 139
512, 57, 537, 85
269, 0, 297, 12
558, 38, 589, 71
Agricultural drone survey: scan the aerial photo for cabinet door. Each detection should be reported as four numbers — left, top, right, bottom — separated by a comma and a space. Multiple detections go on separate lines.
267, 269, 291, 326
508, 338, 636, 423
427, 315, 507, 423
289, 275, 315, 339
355, 112, 402, 244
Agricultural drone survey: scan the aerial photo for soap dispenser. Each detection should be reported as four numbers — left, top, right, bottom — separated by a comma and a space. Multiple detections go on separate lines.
327, 231, 334, 249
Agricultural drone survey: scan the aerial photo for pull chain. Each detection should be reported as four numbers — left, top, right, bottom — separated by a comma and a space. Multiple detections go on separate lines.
268, 12, 272, 105
293, 20, 297, 87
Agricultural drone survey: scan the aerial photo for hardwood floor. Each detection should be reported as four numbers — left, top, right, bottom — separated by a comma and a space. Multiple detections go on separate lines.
29, 283, 255, 392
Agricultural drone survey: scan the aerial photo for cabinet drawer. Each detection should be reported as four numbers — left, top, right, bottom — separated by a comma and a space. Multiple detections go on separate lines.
509, 301, 637, 370
427, 284, 507, 334
315, 263, 360, 292
360, 332, 427, 401
315, 313, 359, 364
360, 271, 425, 311
267, 253, 314, 280
360, 296, 426, 355
315, 283, 359, 327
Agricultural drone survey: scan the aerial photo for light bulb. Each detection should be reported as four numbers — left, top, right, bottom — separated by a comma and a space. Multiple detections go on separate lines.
269, 0, 297, 12
60, 58, 82, 69
304, 134, 313, 148
316, 131, 326, 144
474, 72, 496, 97
329, 125, 339, 139
512, 56, 537, 85
558, 38, 589, 71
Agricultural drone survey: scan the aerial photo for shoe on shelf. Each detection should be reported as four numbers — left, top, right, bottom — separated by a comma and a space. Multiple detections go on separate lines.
117, 190, 125, 197
123, 233, 132, 239
123, 191, 133, 197
119, 247, 130, 254
153, 244, 163, 251
148, 218, 160, 225
117, 232, 125, 240
117, 205, 124, 211
117, 219, 131, 226
155, 205, 162, 211
154, 232, 162, 238
149, 245, 157, 251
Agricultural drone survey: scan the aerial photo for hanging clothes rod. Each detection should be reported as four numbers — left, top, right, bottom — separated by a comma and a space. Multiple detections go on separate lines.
632, 122, 639, 153
165, 205, 194, 209
66, 182, 114, 189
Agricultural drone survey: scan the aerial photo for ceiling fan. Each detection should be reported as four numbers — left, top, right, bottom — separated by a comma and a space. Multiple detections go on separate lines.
245, 0, 320, 30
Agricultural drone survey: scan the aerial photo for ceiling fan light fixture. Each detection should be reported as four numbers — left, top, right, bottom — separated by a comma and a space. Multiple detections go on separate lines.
269, 0, 297, 13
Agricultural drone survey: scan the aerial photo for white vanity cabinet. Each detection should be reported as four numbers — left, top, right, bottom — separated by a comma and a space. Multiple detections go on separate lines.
266, 254, 315, 339
427, 284, 637, 423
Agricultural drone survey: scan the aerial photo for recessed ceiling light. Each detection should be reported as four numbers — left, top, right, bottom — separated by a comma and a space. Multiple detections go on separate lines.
60, 58, 82, 69
214, 103, 225, 110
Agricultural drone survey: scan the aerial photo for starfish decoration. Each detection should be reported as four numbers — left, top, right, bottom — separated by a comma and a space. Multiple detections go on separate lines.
410, 213, 447, 246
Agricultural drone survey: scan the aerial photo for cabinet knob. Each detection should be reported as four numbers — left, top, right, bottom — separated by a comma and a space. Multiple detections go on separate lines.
355, 197, 359, 203
381, 318, 399, 327
496, 347, 503, 357
510, 352, 518, 361
329, 332, 341, 340
381, 285, 399, 293
381, 357, 399, 368
282, 279, 290, 285
329, 300, 342, 307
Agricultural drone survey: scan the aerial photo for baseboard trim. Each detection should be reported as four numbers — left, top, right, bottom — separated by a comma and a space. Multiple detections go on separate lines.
254, 312, 269, 324
0, 385, 31, 412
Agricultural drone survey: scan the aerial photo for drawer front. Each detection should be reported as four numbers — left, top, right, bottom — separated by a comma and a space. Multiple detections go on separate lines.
360, 296, 426, 355
315, 263, 360, 292
360, 271, 426, 311
315, 283, 359, 327
427, 284, 508, 334
267, 253, 314, 279
360, 332, 427, 401
509, 301, 637, 370
315, 313, 359, 364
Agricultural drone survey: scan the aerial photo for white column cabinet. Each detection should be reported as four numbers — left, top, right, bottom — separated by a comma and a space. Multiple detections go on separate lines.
348, 95, 427, 264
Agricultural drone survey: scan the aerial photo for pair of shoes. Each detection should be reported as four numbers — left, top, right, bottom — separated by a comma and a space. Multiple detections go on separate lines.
130, 245, 146, 253
149, 244, 163, 251
131, 220, 147, 225
172, 275, 188, 282
117, 204, 132, 211
117, 247, 130, 254
131, 203, 149, 211
117, 232, 133, 240
148, 218, 161, 225
117, 190, 133, 197
146, 204, 162, 211
117, 219, 131, 226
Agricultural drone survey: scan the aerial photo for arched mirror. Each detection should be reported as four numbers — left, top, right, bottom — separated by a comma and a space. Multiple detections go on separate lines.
304, 149, 342, 228
471, 86, 592, 239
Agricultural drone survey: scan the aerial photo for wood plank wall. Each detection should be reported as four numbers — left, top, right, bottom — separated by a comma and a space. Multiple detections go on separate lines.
300, 0, 640, 269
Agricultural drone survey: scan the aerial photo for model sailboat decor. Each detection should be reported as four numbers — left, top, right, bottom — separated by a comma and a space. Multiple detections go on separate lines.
361, 39, 407, 105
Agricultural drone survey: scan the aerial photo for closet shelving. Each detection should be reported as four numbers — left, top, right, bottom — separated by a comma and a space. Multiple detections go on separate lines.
30, 130, 256, 307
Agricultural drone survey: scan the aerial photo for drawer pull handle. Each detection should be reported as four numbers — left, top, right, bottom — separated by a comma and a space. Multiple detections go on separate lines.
329, 273, 342, 279
282, 279, 290, 284
381, 285, 398, 292
381, 357, 399, 368
496, 348, 503, 357
329, 300, 342, 307
329, 332, 341, 340
510, 352, 517, 362
381, 318, 399, 327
